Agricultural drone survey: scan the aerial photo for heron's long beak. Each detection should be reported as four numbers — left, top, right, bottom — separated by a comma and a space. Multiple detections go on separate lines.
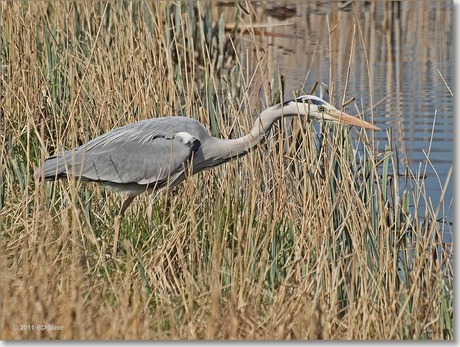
327, 109, 381, 130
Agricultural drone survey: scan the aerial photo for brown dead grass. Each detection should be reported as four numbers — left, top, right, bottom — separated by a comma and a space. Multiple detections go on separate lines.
0, 1, 452, 340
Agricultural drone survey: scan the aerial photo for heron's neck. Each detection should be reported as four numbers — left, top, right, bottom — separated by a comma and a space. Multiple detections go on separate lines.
246, 105, 284, 145
208, 105, 286, 161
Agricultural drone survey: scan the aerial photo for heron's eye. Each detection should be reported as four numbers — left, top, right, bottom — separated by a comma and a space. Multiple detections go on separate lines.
317, 106, 325, 112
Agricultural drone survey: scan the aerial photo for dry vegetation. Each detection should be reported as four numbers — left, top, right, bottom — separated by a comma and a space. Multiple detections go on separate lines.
0, 1, 453, 340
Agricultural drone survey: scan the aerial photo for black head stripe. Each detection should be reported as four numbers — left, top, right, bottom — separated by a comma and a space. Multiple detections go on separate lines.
296, 96, 326, 106
275, 96, 326, 109
275, 99, 294, 109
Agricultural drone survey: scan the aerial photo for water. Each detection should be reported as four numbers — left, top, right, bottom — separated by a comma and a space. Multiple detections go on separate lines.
232, 1, 454, 239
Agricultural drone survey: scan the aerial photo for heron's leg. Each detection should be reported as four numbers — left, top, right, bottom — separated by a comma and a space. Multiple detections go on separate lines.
112, 196, 135, 257
119, 195, 135, 216
113, 216, 121, 257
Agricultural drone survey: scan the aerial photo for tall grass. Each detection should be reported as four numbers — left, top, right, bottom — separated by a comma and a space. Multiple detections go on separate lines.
0, 1, 452, 340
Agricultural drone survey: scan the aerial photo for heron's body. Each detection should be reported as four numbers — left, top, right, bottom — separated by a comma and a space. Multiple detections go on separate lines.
37, 95, 379, 255
41, 115, 266, 198
43, 117, 210, 195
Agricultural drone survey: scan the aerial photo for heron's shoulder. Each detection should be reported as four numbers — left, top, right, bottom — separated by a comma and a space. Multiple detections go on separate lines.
136, 116, 210, 136
85, 116, 210, 149
138, 115, 205, 127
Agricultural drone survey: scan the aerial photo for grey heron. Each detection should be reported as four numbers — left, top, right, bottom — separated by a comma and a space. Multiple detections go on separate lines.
36, 95, 379, 256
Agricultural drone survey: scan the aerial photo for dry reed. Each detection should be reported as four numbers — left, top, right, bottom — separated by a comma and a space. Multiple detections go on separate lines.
0, 1, 452, 340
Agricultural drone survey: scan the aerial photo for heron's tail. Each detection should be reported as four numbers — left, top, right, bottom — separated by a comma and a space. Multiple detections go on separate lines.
34, 152, 82, 181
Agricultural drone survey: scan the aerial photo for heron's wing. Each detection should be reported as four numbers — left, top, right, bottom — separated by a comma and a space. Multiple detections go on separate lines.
40, 133, 201, 187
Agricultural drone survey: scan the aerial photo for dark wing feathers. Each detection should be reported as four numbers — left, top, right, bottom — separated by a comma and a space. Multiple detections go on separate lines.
38, 117, 208, 187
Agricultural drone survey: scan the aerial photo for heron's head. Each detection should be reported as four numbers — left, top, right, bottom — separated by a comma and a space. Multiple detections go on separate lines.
279, 95, 380, 130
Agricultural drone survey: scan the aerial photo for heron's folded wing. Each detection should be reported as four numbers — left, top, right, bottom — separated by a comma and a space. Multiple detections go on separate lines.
41, 135, 199, 186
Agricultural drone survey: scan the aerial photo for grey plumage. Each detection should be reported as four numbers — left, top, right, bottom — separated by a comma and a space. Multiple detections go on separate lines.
36, 95, 379, 256
40, 117, 211, 195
